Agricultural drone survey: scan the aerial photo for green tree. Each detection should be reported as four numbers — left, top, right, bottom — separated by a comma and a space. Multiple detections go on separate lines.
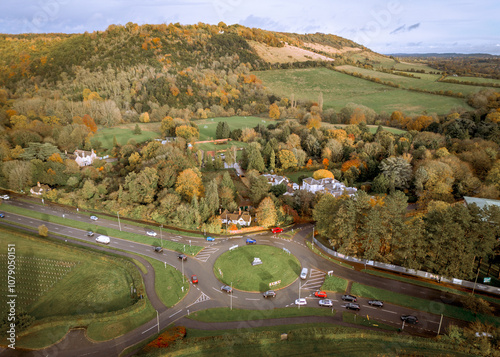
380, 156, 412, 189
269, 149, 276, 171
247, 143, 265, 172
215, 121, 230, 139
256, 196, 277, 227
205, 179, 220, 214
278, 150, 298, 170
2, 160, 32, 191
124, 167, 159, 204
133, 124, 142, 135
249, 175, 270, 205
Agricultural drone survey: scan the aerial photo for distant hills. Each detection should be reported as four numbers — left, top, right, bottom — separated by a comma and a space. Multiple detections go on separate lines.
388, 53, 499, 58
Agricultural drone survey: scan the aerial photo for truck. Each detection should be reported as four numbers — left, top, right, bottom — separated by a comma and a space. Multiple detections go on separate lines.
95, 235, 110, 244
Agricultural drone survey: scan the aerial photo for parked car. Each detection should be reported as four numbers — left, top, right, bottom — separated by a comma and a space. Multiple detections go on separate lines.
221, 285, 233, 293
246, 238, 257, 245
341, 294, 357, 302
191, 275, 198, 284
368, 300, 384, 307
295, 298, 307, 306
90, 215, 98, 221
272, 227, 283, 234
263, 290, 276, 298
400, 315, 418, 324
206, 236, 215, 242
153, 246, 163, 253
345, 303, 360, 311
314, 291, 328, 298
0, 213, 5, 218
86, 231, 94, 237
318, 299, 333, 307
178, 254, 187, 261
0, 195, 10, 200
146, 230, 157, 237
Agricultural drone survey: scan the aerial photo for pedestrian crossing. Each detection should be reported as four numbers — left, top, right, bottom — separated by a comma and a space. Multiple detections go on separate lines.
301, 268, 326, 290
195, 247, 219, 262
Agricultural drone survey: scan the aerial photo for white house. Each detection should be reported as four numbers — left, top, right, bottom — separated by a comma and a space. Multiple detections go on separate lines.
262, 174, 289, 186
301, 177, 357, 197
30, 182, 50, 196
74, 149, 97, 167
221, 209, 252, 227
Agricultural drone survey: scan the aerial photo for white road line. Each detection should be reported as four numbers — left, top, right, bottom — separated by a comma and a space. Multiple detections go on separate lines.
382, 309, 397, 314
142, 324, 158, 334
275, 242, 285, 245
169, 310, 183, 318
245, 298, 260, 301
212, 287, 223, 294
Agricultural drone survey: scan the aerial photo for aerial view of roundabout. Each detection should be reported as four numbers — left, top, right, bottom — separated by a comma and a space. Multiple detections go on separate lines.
0, 198, 496, 357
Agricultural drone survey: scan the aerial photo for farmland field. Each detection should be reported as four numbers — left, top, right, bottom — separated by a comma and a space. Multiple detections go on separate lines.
194, 116, 277, 141
92, 125, 160, 150
255, 67, 473, 115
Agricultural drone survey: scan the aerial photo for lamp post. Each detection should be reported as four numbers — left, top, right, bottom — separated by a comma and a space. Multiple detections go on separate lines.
181, 257, 184, 283
160, 225, 163, 248
156, 310, 160, 334
298, 281, 301, 309
312, 226, 314, 248
230, 281, 233, 311
117, 211, 122, 232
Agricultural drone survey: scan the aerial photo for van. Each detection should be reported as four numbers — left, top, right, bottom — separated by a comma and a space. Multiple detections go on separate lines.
300, 268, 308, 280
96, 235, 110, 244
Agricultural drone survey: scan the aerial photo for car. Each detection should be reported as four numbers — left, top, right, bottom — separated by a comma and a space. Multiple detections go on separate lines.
263, 290, 276, 298
368, 300, 384, 307
345, 303, 360, 310
0, 213, 5, 218
314, 291, 328, 298
153, 246, 163, 253
191, 275, 198, 284
246, 238, 257, 245
0, 195, 10, 200
300, 267, 308, 279
206, 236, 215, 242
221, 285, 233, 293
86, 231, 94, 237
341, 294, 357, 302
146, 230, 157, 237
178, 254, 187, 261
318, 299, 333, 307
475, 332, 493, 338
400, 315, 418, 324
90, 215, 98, 221
271, 227, 283, 234
295, 298, 307, 306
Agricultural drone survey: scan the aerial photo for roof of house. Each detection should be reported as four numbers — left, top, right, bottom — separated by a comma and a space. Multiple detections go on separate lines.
221, 210, 252, 223
464, 196, 500, 210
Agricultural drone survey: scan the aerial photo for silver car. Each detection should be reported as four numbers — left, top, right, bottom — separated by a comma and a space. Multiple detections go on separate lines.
221, 285, 233, 293
318, 299, 333, 307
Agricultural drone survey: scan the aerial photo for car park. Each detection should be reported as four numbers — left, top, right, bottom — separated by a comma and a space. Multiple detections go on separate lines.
178, 254, 187, 261
345, 303, 360, 311
206, 236, 215, 242
191, 275, 198, 284
318, 299, 333, 307
400, 315, 418, 324
314, 291, 328, 298
221, 285, 233, 293
90, 215, 98, 221
0, 195, 10, 200
146, 230, 157, 237
295, 298, 307, 306
153, 246, 163, 253
86, 231, 94, 237
263, 290, 276, 298
272, 227, 283, 234
368, 300, 384, 307
246, 238, 257, 244
341, 294, 357, 302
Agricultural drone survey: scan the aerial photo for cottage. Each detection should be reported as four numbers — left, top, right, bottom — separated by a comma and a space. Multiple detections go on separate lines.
221, 209, 252, 227
301, 177, 357, 197
30, 182, 51, 196
74, 149, 97, 167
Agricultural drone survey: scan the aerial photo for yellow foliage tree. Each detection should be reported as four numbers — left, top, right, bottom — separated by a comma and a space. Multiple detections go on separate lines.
175, 125, 199, 140
175, 168, 204, 201
313, 169, 334, 180
269, 103, 280, 119
139, 112, 150, 123
48, 153, 63, 164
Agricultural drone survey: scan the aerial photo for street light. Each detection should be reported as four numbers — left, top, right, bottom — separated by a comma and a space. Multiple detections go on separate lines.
182, 258, 184, 283
156, 310, 160, 334
230, 281, 233, 311
160, 225, 163, 248
298, 281, 301, 309
117, 211, 122, 232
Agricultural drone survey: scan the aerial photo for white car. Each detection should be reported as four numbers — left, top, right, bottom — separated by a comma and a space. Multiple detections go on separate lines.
90, 215, 98, 221
318, 299, 333, 307
146, 230, 157, 237
295, 298, 307, 306
0, 195, 9, 200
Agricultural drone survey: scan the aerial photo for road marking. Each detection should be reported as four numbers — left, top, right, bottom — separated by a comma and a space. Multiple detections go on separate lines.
212, 287, 223, 294
169, 310, 183, 318
142, 324, 158, 334
245, 298, 260, 301
275, 242, 285, 245
382, 309, 397, 314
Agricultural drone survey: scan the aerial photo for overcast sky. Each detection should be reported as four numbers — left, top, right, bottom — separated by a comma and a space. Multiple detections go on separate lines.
0, 0, 499, 54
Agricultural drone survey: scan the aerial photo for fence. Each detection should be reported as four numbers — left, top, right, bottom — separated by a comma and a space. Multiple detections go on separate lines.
312, 237, 500, 296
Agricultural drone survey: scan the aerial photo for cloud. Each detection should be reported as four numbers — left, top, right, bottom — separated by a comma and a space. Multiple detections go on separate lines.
390, 25, 406, 35
238, 15, 283, 31
407, 23, 420, 31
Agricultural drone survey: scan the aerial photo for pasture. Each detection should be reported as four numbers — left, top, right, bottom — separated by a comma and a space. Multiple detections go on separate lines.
92, 125, 160, 150
195, 116, 277, 141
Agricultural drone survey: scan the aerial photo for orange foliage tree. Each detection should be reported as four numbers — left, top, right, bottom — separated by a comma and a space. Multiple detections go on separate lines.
82, 114, 98, 133
322, 157, 329, 169
341, 158, 366, 172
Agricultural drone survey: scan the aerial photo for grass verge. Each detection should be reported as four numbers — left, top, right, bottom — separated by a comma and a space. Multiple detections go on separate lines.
306, 241, 354, 269
342, 311, 398, 331
321, 275, 349, 293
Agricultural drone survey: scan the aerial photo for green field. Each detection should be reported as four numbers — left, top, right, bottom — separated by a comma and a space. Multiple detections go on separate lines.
92, 125, 160, 150
322, 123, 406, 134
0, 228, 154, 347
444, 75, 500, 86
321, 275, 349, 293
337, 65, 483, 96
213, 245, 301, 292
342, 311, 398, 331
194, 116, 277, 141
255, 67, 472, 115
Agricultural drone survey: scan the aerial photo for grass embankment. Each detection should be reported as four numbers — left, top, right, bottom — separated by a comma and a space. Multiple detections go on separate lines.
306, 241, 354, 269
0, 228, 155, 348
351, 283, 500, 326
321, 275, 349, 293
187, 307, 335, 323
213, 245, 301, 292
134, 324, 474, 357
1, 204, 203, 256
255, 67, 472, 115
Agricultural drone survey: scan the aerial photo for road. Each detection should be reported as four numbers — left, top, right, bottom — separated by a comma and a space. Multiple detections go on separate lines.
0, 197, 484, 356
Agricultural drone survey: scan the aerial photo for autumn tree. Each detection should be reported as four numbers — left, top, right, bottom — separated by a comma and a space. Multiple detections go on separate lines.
175, 168, 203, 201
313, 169, 334, 180
322, 158, 329, 169
269, 103, 280, 120
139, 112, 150, 123
175, 125, 199, 140
380, 156, 413, 189
125, 167, 159, 204
277, 150, 298, 170
38, 225, 48, 237
256, 196, 277, 227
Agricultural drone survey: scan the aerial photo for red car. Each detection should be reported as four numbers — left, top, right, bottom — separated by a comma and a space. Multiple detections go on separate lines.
191, 275, 198, 284
314, 291, 328, 298
272, 227, 283, 234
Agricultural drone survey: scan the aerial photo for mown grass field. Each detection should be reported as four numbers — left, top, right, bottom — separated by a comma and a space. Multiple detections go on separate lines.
92, 125, 160, 150
336, 65, 483, 96
0, 228, 155, 348
213, 245, 301, 292
255, 67, 472, 115
447, 75, 500, 85
322, 123, 406, 134
194, 116, 277, 141
321, 275, 348, 293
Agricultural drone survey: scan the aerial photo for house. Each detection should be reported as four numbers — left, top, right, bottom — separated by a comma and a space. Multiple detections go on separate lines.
301, 177, 357, 197
262, 174, 289, 186
30, 182, 51, 196
221, 209, 252, 227
74, 149, 97, 167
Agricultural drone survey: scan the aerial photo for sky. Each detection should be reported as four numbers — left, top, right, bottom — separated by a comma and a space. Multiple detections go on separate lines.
0, 0, 499, 55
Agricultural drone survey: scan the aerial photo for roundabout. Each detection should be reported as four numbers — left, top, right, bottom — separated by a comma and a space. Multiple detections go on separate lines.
213, 245, 301, 292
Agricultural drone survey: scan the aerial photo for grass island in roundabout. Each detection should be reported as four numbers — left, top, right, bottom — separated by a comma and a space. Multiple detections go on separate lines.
213, 245, 301, 292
